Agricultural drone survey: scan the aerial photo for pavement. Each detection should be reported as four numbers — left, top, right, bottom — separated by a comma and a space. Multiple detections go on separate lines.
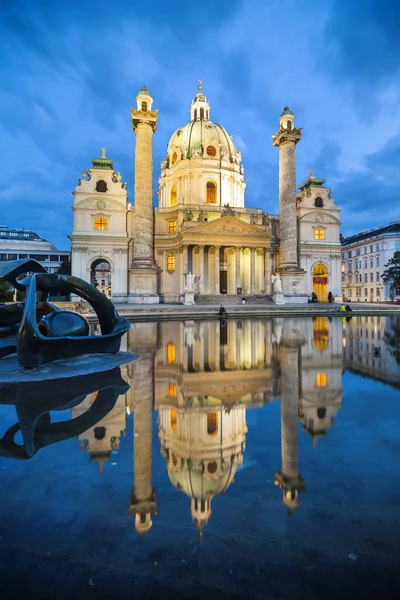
81, 301, 400, 322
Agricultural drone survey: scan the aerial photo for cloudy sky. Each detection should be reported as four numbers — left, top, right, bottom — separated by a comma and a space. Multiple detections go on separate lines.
1, 0, 399, 249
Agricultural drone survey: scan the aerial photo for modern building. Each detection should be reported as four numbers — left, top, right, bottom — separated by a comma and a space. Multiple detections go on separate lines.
70, 84, 342, 304
0, 225, 70, 272
341, 222, 400, 301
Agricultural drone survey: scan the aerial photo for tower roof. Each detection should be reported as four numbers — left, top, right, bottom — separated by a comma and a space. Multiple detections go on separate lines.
280, 106, 294, 117
137, 86, 150, 97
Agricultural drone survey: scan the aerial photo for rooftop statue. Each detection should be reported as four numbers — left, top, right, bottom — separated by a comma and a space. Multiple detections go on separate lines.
0, 259, 130, 369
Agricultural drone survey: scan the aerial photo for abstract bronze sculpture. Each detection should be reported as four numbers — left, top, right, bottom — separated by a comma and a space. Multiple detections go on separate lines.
0, 258, 130, 369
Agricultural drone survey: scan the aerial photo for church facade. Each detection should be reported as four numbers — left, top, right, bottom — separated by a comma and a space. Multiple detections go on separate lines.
70, 84, 342, 304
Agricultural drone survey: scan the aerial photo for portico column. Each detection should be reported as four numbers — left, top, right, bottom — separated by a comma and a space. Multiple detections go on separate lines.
250, 248, 256, 295
182, 245, 188, 290
198, 245, 205, 294
235, 247, 241, 294
265, 250, 272, 295
214, 245, 220, 294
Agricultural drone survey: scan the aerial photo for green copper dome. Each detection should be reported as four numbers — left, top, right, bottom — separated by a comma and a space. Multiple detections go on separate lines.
280, 106, 294, 117
137, 86, 150, 96
167, 119, 238, 162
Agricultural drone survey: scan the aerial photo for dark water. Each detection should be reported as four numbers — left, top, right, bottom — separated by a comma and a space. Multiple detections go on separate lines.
1, 316, 400, 599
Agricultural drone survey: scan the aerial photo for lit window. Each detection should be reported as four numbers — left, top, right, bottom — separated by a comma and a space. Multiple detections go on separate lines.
207, 145, 216, 157
169, 383, 177, 397
171, 152, 177, 165
141, 101, 147, 111
170, 185, 177, 206
95, 180, 107, 193
206, 180, 217, 204
167, 253, 175, 272
168, 220, 177, 233
207, 412, 218, 436
316, 373, 327, 387
315, 228, 325, 240
314, 197, 323, 208
94, 217, 107, 230
170, 409, 177, 430
167, 343, 176, 363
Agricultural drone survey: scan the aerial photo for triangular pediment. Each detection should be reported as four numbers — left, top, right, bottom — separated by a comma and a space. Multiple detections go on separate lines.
182, 215, 272, 239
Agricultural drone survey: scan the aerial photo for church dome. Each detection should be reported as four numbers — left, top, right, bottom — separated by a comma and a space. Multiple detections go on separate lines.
167, 458, 237, 500
167, 120, 238, 162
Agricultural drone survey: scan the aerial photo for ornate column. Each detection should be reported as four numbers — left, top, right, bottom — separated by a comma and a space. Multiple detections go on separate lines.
235, 247, 241, 294
214, 245, 220, 295
198, 245, 205, 294
129, 350, 157, 535
272, 108, 301, 272
275, 328, 305, 513
250, 248, 256, 295
129, 86, 159, 304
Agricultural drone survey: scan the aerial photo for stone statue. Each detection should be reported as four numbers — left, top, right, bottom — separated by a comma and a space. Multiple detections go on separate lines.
262, 213, 269, 226
116, 172, 122, 182
160, 159, 167, 170
81, 169, 87, 180
197, 210, 205, 222
221, 203, 236, 218
272, 273, 283, 294
250, 213, 257, 225
185, 272, 194, 291
101, 146, 106, 159
328, 189, 333, 199
309, 168, 314, 178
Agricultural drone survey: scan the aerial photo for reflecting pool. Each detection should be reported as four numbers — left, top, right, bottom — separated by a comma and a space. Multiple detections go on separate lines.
1, 316, 400, 599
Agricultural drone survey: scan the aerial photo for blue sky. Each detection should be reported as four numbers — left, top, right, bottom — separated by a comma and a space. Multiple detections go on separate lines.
0, 0, 399, 249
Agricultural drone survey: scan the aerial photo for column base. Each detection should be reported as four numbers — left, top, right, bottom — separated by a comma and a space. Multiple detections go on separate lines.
111, 293, 128, 303
129, 266, 159, 303
279, 270, 308, 303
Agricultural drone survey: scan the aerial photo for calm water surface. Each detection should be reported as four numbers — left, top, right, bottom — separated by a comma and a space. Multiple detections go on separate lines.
1, 316, 400, 599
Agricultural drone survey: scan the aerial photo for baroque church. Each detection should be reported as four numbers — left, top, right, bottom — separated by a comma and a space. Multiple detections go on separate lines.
70, 83, 342, 304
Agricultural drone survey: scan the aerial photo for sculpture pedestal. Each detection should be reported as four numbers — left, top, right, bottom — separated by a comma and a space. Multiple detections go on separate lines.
183, 290, 195, 306
273, 292, 285, 305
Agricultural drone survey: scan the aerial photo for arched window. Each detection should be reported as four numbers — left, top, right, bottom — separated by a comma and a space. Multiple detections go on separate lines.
207, 412, 218, 436
167, 343, 176, 363
141, 101, 147, 111
170, 185, 177, 206
206, 180, 217, 204
171, 152, 177, 165
206, 145, 216, 157
370, 258, 373, 268
200, 107, 204, 120
171, 452, 178, 466
314, 197, 323, 208
170, 409, 177, 431
167, 253, 175, 272
317, 407, 327, 419
287, 120, 292, 130
169, 383, 177, 397
316, 373, 327, 387
95, 180, 107, 193
315, 228, 325, 240
376, 255, 380, 267
194, 108, 197, 120
364, 259, 368, 269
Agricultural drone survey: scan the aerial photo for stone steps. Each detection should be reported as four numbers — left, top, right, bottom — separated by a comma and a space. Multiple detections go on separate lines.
195, 294, 274, 305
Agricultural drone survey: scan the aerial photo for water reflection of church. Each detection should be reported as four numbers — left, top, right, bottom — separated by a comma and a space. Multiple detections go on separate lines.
75, 317, 344, 533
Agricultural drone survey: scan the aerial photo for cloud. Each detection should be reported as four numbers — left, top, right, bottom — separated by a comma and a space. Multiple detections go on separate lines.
0, 0, 399, 249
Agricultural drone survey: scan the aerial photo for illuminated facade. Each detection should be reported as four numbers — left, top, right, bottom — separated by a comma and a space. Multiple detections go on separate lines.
70, 84, 342, 303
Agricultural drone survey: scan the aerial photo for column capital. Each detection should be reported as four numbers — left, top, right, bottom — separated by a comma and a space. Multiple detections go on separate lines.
131, 109, 158, 133
272, 128, 302, 148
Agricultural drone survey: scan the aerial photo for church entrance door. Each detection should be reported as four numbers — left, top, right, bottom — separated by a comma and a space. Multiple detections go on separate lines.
312, 264, 328, 302
220, 270, 227, 294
